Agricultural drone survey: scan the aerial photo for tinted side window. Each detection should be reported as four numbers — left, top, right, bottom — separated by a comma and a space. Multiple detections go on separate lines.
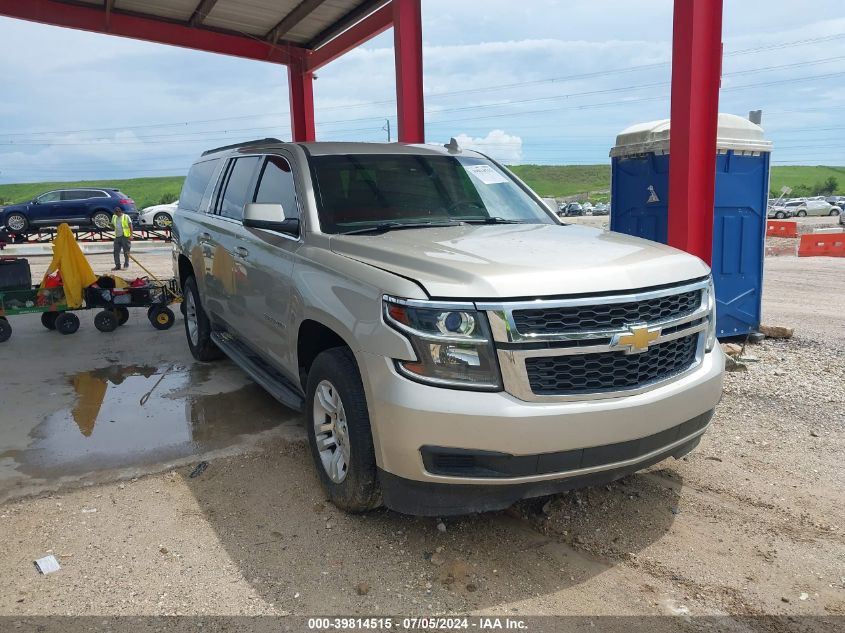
254, 156, 299, 218
89, 190, 109, 198
218, 157, 260, 221
38, 191, 61, 203
61, 191, 86, 201
181, 159, 221, 212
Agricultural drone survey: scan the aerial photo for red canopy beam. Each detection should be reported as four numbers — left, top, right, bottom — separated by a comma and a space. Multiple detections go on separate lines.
0, 0, 298, 64
668, 0, 724, 264
392, 0, 424, 143
306, 3, 393, 71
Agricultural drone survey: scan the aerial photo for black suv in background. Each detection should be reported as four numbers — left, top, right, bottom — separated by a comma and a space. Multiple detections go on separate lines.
0, 188, 138, 233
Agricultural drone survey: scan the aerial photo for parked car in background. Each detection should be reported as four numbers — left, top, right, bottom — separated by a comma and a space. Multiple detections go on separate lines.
138, 200, 177, 228
592, 202, 609, 216
582, 201, 594, 214
0, 188, 138, 233
559, 202, 584, 217
767, 205, 793, 219
782, 198, 841, 217
825, 195, 845, 209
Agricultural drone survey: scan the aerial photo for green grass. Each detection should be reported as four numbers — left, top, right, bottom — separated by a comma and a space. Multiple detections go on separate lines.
0, 176, 184, 210
1, 165, 842, 208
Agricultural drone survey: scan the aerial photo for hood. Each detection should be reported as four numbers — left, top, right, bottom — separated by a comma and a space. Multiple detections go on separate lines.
331, 224, 709, 299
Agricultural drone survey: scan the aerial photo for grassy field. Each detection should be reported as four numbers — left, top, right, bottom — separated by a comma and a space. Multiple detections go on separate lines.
1, 165, 842, 208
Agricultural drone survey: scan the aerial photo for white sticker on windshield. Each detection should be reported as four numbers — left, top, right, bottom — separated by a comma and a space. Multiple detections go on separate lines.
465, 164, 509, 185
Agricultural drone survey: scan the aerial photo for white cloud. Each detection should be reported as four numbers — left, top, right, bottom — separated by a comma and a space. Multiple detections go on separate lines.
453, 130, 523, 164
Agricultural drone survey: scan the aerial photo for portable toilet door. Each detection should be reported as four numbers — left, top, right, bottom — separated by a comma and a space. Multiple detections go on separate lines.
610, 113, 773, 337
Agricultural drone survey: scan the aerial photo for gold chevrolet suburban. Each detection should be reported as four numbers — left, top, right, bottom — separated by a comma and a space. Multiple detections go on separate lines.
172, 139, 724, 516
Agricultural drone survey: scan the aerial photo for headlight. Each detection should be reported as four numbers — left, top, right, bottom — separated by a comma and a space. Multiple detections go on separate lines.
705, 278, 717, 352
383, 297, 502, 390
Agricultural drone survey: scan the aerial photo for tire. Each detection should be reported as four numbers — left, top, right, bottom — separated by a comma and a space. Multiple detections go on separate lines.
796, 210, 807, 217
94, 310, 119, 333
41, 312, 58, 330
153, 212, 172, 228
182, 276, 223, 361
4, 212, 28, 233
306, 347, 382, 513
54, 312, 80, 335
113, 306, 130, 326
775, 211, 786, 219
0, 317, 11, 343
91, 211, 112, 230
148, 306, 175, 330
829, 209, 840, 216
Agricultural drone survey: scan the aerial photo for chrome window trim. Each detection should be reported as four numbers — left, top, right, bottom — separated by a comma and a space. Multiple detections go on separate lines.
383, 295, 477, 311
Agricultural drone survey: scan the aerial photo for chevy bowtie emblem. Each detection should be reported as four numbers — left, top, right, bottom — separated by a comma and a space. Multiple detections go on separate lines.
613, 325, 661, 354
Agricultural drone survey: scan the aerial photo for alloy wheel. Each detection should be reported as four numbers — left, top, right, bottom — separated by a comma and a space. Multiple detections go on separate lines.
312, 380, 350, 484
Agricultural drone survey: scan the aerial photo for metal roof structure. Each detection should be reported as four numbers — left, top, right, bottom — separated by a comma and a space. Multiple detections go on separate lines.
0, 0, 726, 264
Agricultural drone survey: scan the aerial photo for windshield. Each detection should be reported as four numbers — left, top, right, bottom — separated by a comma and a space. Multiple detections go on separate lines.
309, 154, 555, 234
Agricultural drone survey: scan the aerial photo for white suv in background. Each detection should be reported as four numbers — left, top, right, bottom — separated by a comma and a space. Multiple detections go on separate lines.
782, 198, 842, 217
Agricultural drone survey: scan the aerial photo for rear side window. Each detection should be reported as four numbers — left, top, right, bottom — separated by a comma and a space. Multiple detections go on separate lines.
61, 191, 87, 200
181, 159, 221, 212
217, 156, 260, 221
89, 190, 109, 198
254, 155, 299, 218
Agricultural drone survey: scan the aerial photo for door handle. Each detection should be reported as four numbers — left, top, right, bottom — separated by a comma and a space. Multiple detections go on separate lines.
234, 246, 249, 258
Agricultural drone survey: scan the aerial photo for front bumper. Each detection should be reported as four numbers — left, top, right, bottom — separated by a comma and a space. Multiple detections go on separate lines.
358, 345, 724, 512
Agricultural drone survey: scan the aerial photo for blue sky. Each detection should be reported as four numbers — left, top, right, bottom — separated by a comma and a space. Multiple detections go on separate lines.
0, 0, 843, 183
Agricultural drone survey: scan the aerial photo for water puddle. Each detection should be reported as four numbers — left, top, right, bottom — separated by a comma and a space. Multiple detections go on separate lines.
16, 364, 301, 477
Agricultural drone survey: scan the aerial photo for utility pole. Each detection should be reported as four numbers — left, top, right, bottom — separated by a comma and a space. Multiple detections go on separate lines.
382, 118, 391, 142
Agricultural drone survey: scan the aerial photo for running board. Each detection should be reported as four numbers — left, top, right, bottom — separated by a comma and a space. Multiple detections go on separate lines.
211, 332, 304, 412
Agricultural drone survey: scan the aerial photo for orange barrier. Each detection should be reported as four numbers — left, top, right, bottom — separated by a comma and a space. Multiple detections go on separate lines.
798, 233, 845, 257
766, 220, 798, 238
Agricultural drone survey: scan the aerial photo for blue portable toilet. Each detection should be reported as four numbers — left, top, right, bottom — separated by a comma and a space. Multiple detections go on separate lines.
609, 113, 772, 337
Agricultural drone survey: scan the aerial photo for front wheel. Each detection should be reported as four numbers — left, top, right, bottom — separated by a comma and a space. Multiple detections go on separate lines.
92, 211, 111, 229
41, 312, 58, 330
94, 310, 119, 333
5, 212, 28, 233
148, 306, 175, 330
0, 317, 11, 343
153, 212, 172, 228
55, 312, 80, 335
306, 347, 381, 513
182, 276, 223, 361
775, 211, 786, 219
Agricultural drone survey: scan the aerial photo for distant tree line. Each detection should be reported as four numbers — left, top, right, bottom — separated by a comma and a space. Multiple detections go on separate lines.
773, 176, 839, 197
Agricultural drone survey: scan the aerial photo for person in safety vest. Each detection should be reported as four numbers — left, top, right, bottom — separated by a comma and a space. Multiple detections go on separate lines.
112, 208, 132, 270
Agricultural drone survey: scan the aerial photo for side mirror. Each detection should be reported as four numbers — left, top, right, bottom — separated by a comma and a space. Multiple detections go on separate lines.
31, 199, 38, 205
243, 203, 299, 234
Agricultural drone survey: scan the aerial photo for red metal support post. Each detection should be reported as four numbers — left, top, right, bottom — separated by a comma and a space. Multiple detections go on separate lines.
668, 0, 723, 265
392, 0, 425, 143
288, 60, 316, 142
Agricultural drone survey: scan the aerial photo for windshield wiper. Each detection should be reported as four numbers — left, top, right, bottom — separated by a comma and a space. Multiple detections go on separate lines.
340, 220, 463, 235
461, 217, 525, 225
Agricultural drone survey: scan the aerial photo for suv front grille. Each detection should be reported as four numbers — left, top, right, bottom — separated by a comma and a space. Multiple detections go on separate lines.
525, 334, 698, 396
512, 290, 700, 334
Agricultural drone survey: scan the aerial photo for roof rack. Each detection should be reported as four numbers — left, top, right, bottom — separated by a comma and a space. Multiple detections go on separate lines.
201, 137, 284, 156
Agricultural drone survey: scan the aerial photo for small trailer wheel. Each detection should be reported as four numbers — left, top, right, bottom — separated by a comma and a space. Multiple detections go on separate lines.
94, 310, 119, 333
113, 306, 130, 326
0, 317, 11, 343
41, 312, 58, 330
148, 306, 175, 330
54, 312, 80, 335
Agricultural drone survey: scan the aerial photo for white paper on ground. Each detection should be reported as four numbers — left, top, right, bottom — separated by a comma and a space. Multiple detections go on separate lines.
33, 555, 61, 575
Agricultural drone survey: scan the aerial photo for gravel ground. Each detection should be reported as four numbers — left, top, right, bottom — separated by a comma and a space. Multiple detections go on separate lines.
0, 250, 842, 623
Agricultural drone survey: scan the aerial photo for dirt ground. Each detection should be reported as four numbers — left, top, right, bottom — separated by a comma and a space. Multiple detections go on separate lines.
0, 248, 842, 625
